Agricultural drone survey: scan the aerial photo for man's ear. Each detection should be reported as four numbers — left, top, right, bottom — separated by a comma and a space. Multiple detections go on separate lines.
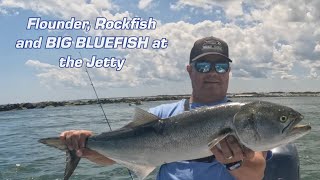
187, 64, 192, 75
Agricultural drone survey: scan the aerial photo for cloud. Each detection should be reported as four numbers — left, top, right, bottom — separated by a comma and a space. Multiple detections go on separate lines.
22, 19, 298, 88
170, 0, 217, 11
301, 60, 320, 80
314, 43, 320, 52
280, 74, 297, 80
0, 8, 9, 15
2, 0, 319, 88
138, 0, 153, 10
224, 1, 243, 18
170, 0, 320, 81
25, 58, 150, 88
170, 0, 245, 18
25, 59, 56, 69
25, 15, 319, 87
271, 44, 296, 79
0, 0, 125, 20
0, 7, 19, 15
25, 60, 89, 88
242, 0, 320, 79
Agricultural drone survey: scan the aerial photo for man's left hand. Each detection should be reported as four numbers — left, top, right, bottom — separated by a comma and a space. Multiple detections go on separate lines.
210, 135, 254, 164
211, 135, 267, 180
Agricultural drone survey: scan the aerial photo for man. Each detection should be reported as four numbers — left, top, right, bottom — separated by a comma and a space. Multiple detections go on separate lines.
61, 37, 267, 179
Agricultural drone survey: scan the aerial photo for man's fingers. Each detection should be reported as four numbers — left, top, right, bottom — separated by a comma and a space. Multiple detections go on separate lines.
65, 138, 73, 150
210, 146, 224, 159
79, 132, 88, 148
210, 136, 248, 164
226, 136, 244, 160
65, 130, 76, 150
60, 130, 93, 152
73, 135, 80, 151
59, 132, 66, 144
219, 139, 233, 159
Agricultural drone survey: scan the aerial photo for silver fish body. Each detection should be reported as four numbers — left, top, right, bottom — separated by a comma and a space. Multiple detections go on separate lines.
87, 102, 243, 172
39, 101, 311, 180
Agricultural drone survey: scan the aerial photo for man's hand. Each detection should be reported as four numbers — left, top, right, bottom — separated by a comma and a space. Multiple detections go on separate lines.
210, 135, 266, 180
210, 135, 254, 164
60, 130, 115, 165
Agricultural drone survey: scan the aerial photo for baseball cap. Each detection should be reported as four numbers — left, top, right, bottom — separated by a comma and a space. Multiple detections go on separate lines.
189, 36, 232, 63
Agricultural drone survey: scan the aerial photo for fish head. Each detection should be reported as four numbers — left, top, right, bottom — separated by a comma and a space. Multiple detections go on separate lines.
233, 101, 311, 151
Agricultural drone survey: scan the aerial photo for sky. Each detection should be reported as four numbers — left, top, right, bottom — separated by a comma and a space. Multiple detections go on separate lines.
0, 0, 319, 105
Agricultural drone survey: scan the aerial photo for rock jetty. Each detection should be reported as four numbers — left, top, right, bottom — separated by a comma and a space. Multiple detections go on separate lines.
1, 92, 319, 112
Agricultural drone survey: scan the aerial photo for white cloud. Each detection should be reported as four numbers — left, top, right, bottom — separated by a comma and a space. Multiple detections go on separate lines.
0, 8, 8, 14
3, 0, 320, 88
25, 13, 319, 88
0, 0, 123, 20
271, 44, 296, 78
0, 7, 19, 15
22, 19, 298, 88
25, 60, 88, 88
170, 0, 245, 18
25, 58, 150, 88
314, 43, 320, 52
242, 0, 320, 79
301, 60, 320, 80
170, 0, 216, 11
25, 60, 56, 69
280, 74, 297, 80
138, 0, 153, 10
224, 1, 243, 18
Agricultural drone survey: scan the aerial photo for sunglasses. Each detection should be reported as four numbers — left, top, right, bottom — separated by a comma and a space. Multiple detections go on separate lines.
191, 61, 230, 74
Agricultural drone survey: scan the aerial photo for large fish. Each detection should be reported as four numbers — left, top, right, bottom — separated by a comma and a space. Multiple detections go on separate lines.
39, 101, 311, 180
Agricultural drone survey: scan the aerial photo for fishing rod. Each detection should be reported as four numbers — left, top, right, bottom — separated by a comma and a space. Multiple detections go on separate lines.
78, 52, 134, 180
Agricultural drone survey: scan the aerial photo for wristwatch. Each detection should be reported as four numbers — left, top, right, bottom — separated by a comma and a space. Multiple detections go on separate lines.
224, 160, 243, 171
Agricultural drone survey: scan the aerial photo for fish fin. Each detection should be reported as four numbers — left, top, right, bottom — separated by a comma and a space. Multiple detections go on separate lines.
119, 161, 156, 180
208, 128, 233, 149
64, 150, 81, 180
123, 107, 159, 128
38, 137, 67, 151
38, 137, 81, 180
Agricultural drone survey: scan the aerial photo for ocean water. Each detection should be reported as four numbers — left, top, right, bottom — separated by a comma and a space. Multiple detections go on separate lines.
0, 97, 319, 180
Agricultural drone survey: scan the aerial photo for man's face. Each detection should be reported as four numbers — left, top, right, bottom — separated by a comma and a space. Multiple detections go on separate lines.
187, 54, 230, 101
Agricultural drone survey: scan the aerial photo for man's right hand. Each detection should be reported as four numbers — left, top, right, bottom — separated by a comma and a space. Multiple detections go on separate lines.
60, 130, 115, 165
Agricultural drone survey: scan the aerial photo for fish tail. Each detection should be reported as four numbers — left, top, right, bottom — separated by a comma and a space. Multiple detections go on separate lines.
38, 137, 67, 150
64, 150, 81, 180
39, 137, 81, 180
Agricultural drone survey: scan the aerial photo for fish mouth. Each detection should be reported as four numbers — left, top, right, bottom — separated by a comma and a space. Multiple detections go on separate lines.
291, 124, 311, 132
282, 114, 311, 134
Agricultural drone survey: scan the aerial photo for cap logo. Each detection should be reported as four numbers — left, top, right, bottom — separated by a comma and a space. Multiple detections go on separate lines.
202, 40, 223, 53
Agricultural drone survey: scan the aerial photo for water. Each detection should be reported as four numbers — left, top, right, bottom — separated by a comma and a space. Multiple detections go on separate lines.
0, 97, 319, 180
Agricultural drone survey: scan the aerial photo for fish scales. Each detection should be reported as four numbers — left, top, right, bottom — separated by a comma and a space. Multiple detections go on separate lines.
39, 101, 311, 180
87, 102, 244, 166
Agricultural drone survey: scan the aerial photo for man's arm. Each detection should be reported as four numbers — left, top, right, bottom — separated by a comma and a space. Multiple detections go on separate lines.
211, 135, 266, 180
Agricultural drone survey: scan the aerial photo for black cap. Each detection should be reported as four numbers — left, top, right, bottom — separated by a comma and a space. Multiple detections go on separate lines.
189, 36, 232, 63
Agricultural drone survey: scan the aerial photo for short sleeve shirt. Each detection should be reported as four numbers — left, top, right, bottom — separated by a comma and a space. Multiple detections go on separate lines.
149, 98, 236, 180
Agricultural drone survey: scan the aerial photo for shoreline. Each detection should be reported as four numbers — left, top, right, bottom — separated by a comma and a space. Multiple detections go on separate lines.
1, 92, 320, 112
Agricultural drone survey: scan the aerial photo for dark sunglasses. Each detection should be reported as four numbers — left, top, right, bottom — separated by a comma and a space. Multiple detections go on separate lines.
191, 61, 230, 74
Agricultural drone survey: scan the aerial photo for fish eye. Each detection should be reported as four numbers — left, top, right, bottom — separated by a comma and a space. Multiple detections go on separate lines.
280, 116, 288, 123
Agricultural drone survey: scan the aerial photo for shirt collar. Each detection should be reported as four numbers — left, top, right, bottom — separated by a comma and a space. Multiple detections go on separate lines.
190, 96, 228, 110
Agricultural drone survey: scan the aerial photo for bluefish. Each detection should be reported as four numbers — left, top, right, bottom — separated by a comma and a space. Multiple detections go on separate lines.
39, 101, 311, 180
